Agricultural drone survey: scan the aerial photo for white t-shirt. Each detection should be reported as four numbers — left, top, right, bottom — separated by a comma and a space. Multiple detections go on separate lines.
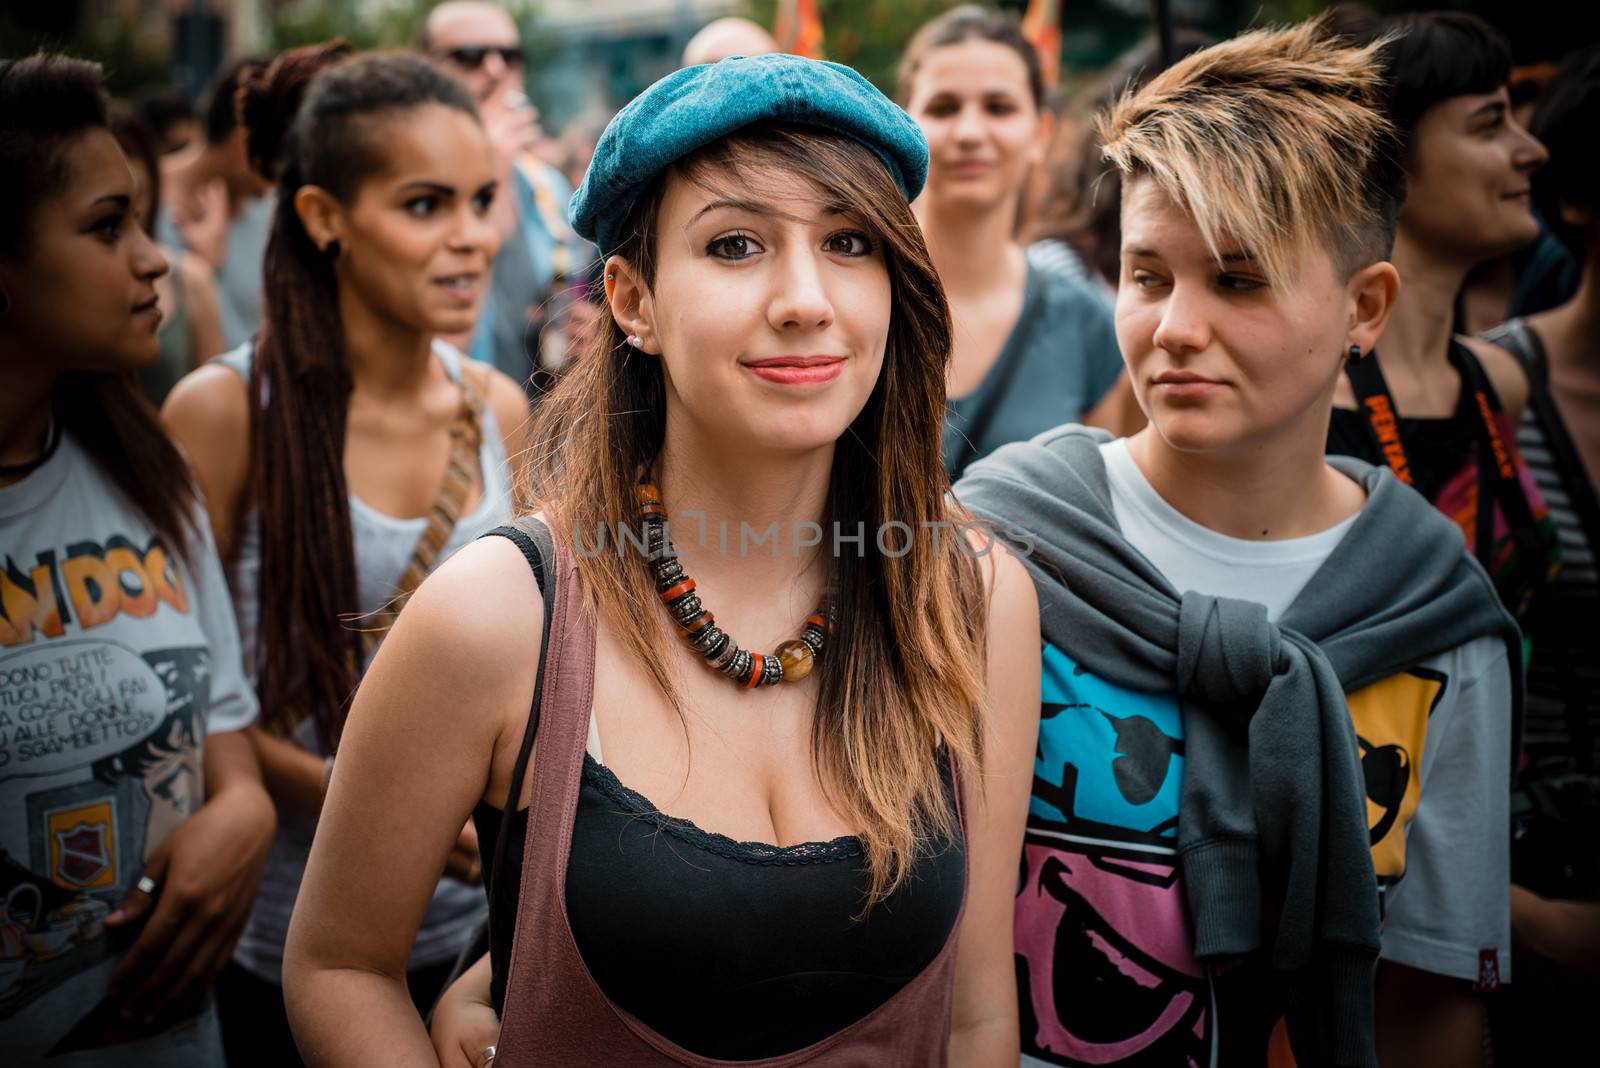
1103, 438, 1512, 984
0, 431, 255, 1066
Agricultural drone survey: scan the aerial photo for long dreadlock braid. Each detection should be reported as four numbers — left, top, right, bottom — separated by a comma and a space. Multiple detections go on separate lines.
237, 42, 479, 750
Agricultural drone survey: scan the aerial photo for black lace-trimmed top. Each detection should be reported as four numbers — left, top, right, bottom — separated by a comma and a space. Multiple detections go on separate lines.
471, 753, 965, 1061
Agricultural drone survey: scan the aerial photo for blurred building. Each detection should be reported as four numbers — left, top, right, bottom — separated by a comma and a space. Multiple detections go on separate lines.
523, 0, 737, 134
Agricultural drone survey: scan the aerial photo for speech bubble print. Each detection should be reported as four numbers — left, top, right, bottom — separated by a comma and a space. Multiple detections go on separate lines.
0, 639, 165, 780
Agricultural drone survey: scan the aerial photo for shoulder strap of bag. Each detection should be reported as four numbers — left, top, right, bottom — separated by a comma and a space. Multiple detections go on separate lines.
947, 267, 1044, 481
359, 361, 490, 657
1495, 321, 1600, 565
1449, 341, 1553, 599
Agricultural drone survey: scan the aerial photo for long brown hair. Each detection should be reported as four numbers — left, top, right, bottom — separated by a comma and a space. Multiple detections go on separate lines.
525, 125, 990, 907
237, 43, 480, 749
0, 54, 198, 564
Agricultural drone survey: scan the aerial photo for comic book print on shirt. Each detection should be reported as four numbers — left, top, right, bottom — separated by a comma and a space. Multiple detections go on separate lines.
1018, 644, 1211, 1066
0, 642, 208, 1051
1020, 647, 1450, 1066
1, 527, 213, 1054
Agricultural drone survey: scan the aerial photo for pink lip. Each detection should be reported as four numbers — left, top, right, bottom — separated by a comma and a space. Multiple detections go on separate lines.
744, 355, 846, 386
132, 296, 162, 325
1151, 371, 1222, 399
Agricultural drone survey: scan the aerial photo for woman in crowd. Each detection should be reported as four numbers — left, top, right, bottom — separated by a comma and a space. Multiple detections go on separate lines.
1326, 11, 1560, 625
1480, 43, 1600, 1064
107, 103, 225, 406
161, 42, 529, 1067
0, 53, 273, 1066
897, 4, 1127, 478
286, 52, 1039, 1066
957, 17, 1521, 1067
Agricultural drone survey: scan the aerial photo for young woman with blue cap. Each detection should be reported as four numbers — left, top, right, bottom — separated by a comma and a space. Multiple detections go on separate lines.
284, 53, 1039, 1066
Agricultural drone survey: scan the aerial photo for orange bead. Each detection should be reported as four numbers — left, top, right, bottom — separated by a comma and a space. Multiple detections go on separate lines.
635, 483, 662, 505
659, 578, 696, 602
745, 654, 765, 688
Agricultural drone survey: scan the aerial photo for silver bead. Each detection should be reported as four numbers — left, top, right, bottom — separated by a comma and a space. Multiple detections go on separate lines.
724, 649, 752, 680
708, 633, 738, 670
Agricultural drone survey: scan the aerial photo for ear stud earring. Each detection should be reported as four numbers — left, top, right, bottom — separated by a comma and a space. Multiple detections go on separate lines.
627, 335, 642, 348
1347, 344, 1362, 362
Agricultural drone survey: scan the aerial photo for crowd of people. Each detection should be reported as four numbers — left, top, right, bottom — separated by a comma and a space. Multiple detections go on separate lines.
1, 2, 1596, 1066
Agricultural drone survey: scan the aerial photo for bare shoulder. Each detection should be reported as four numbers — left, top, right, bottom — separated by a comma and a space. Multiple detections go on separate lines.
479, 364, 533, 465
960, 522, 1039, 626
162, 358, 248, 436
161, 361, 251, 543
1460, 335, 1530, 422
400, 533, 545, 675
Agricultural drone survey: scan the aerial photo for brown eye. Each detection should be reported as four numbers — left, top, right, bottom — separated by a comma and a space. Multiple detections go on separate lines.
824, 231, 872, 256
707, 233, 760, 260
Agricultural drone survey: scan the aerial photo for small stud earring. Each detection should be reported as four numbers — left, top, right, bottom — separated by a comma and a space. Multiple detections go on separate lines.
1347, 344, 1362, 363
627, 335, 641, 348
606, 273, 615, 281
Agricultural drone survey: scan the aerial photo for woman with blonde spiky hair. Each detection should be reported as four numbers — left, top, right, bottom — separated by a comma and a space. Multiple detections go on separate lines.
956, 15, 1523, 1068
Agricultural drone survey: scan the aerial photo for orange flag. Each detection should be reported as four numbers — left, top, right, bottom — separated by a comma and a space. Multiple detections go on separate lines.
1021, 0, 1062, 89
775, 0, 825, 61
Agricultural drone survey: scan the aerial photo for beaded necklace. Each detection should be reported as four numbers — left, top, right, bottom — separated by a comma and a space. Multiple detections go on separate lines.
635, 482, 831, 689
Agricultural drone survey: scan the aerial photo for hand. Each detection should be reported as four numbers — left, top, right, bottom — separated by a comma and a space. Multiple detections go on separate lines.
174, 177, 230, 270
443, 819, 482, 885
479, 89, 541, 180
104, 780, 277, 1027
430, 954, 500, 1068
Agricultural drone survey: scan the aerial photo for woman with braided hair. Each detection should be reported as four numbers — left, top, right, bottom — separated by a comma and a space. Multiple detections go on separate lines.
161, 41, 531, 1066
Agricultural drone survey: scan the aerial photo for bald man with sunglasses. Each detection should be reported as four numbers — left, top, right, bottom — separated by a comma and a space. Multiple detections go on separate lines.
419, 1, 595, 394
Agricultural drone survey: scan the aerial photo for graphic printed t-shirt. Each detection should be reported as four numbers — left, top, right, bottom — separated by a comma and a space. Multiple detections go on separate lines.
0, 433, 256, 1066
1016, 440, 1512, 1067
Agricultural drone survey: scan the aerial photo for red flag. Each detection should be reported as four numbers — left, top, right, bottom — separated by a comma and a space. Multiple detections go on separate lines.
775, 0, 825, 61
1021, 0, 1062, 89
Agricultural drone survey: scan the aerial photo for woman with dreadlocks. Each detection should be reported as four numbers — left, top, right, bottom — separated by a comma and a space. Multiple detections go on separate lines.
162, 42, 531, 1066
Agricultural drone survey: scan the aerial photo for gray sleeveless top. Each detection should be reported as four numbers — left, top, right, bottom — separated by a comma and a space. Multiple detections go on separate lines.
215, 339, 513, 981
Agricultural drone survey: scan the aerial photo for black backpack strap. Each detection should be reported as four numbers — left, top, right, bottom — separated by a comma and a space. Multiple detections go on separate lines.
476, 519, 555, 917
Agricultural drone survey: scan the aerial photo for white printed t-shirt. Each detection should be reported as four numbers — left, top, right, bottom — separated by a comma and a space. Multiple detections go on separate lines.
0, 430, 256, 1066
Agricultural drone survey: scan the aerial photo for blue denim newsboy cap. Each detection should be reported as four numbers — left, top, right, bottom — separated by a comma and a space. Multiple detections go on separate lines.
569, 53, 929, 255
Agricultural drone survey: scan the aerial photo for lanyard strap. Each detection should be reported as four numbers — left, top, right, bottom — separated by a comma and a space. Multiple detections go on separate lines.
1343, 344, 1551, 598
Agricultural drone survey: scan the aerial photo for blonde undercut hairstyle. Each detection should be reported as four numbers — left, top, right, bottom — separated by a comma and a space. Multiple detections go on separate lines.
1095, 15, 1404, 290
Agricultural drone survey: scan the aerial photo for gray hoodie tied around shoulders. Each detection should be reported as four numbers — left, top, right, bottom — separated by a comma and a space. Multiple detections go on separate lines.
955, 424, 1522, 1068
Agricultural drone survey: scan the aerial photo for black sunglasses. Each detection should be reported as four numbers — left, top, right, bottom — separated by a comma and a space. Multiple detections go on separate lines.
441, 45, 525, 69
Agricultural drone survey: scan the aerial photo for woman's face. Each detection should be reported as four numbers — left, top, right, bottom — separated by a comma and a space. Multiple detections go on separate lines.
318, 104, 501, 338
907, 38, 1046, 214
620, 167, 893, 458
1401, 87, 1549, 264
0, 129, 168, 374
1115, 179, 1377, 457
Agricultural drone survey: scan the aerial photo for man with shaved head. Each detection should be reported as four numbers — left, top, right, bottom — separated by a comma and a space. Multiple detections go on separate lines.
420, 1, 594, 394
681, 16, 779, 67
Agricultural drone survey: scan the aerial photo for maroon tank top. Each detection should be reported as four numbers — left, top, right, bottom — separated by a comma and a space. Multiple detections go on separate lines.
492, 530, 969, 1066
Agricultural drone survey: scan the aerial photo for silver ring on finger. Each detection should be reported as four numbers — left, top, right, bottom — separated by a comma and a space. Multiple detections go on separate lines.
478, 1044, 497, 1067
